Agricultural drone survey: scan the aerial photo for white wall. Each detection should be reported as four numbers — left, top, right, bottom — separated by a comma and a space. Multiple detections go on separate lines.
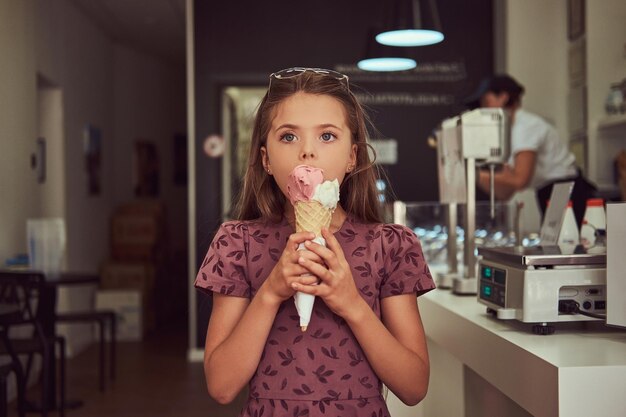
0, 0, 39, 261
503, 0, 570, 234
505, 1, 569, 137
586, 0, 626, 187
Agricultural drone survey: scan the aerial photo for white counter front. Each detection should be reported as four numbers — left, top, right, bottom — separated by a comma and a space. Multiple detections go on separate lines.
418, 288, 626, 417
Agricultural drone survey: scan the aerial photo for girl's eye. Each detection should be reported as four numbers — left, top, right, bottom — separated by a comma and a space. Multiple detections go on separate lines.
280, 133, 297, 142
320, 132, 337, 142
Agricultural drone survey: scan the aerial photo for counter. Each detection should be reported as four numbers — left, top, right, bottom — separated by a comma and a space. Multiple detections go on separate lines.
418, 288, 626, 417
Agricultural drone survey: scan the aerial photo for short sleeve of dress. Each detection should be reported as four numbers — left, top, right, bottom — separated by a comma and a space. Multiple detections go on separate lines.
194, 221, 251, 298
380, 223, 435, 298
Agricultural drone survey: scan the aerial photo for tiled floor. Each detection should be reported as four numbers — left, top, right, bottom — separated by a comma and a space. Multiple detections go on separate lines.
8, 324, 247, 416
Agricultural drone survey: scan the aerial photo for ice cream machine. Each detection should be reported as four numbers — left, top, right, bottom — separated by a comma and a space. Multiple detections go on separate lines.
435, 108, 511, 294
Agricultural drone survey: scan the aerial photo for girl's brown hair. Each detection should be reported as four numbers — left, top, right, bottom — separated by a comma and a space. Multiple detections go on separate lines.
234, 70, 383, 224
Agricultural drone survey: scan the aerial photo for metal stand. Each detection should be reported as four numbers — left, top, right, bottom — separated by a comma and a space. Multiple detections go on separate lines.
453, 157, 478, 294
438, 203, 458, 288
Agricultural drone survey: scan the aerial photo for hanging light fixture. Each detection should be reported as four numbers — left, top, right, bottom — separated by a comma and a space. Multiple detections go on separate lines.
357, 29, 417, 72
376, 0, 444, 47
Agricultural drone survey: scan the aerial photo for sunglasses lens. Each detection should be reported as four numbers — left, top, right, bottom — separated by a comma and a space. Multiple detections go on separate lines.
270, 67, 348, 86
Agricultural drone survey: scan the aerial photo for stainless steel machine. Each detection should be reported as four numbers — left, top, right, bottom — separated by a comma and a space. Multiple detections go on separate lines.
477, 245, 607, 334
434, 108, 511, 294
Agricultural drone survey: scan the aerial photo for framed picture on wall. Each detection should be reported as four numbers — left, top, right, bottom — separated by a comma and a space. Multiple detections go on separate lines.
567, 0, 585, 40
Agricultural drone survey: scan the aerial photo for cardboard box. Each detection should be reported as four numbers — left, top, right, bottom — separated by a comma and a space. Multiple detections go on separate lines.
99, 261, 156, 332
110, 201, 166, 261
95, 290, 143, 341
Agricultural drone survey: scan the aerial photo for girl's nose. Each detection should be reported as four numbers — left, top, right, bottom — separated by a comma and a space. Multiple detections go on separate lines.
299, 139, 316, 160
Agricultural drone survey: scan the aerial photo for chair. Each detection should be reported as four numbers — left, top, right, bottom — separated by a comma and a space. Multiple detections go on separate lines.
0, 271, 66, 417
0, 335, 26, 417
55, 309, 116, 391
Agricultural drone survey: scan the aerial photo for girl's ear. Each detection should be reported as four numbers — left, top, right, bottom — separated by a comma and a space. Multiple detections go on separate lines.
346, 144, 357, 173
261, 146, 272, 174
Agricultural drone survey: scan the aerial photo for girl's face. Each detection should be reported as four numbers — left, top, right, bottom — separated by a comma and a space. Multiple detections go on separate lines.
261, 92, 357, 203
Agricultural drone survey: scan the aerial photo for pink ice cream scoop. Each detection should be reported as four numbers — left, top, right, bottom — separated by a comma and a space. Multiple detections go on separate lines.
287, 165, 325, 205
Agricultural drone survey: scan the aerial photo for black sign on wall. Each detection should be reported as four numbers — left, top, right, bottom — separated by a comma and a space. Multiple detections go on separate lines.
194, 0, 494, 348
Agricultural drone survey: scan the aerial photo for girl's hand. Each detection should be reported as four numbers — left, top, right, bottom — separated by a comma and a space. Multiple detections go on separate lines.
291, 227, 364, 319
263, 231, 323, 304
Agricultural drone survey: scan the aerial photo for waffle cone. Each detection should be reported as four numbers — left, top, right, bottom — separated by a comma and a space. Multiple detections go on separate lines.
295, 201, 332, 237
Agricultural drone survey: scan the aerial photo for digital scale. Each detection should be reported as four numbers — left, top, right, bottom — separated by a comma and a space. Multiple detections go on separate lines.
478, 245, 606, 334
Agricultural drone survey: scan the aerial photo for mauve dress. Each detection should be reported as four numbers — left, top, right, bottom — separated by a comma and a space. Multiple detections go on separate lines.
195, 215, 435, 417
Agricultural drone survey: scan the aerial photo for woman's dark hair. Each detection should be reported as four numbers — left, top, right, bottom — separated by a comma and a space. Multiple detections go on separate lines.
464, 74, 525, 109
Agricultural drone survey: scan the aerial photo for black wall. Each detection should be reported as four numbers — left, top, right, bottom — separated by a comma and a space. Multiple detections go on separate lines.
194, 0, 494, 347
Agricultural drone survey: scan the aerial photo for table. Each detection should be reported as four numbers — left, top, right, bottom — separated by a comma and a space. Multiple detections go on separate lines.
39, 272, 101, 342
42, 272, 100, 410
1, 269, 99, 411
419, 288, 626, 417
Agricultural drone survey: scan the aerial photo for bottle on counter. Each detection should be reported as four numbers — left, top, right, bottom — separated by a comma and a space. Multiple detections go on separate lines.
580, 198, 606, 248
558, 201, 580, 247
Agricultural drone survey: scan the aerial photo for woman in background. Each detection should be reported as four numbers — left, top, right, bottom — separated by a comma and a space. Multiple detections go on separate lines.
466, 74, 596, 226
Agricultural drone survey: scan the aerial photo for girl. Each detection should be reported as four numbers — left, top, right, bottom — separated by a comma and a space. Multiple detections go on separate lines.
195, 67, 435, 416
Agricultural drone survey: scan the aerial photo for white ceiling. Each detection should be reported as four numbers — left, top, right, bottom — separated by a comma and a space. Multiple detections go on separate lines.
68, 0, 186, 65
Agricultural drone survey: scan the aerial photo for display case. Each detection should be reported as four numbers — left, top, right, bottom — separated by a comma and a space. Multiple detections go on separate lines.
393, 201, 534, 272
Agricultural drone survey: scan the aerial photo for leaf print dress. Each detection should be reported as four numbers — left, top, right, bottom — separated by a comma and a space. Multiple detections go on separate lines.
195, 215, 435, 417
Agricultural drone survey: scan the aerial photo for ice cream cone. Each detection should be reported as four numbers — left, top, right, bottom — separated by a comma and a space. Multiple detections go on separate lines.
294, 201, 333, 331
295, 201, 332, 236
287, 165, 339, 332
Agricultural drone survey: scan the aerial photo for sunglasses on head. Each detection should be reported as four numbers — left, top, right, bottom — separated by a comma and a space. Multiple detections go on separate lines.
268, 67, 350, 91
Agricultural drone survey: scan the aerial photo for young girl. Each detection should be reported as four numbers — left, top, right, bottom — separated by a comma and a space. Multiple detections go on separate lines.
195, 67, 435, 417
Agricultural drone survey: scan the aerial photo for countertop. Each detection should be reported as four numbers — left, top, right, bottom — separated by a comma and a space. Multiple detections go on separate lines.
419, 288, 626, 417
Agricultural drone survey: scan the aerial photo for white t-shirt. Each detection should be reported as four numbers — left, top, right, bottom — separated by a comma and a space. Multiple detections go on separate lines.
508, 109, 577, 189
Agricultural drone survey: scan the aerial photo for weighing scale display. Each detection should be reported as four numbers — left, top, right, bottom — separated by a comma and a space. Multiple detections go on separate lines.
481, 266, 493, 280
479, 265, 506, 307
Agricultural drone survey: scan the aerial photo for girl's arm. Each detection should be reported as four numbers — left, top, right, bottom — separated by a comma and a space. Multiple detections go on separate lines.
203, 231, 319, 404
203, 288, 280, 404
294, 229, 430, 405
344, 293, 429, 406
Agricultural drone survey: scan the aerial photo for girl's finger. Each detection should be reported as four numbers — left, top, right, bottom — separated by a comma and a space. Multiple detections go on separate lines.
295, 249, 324, 264
304, 239, 339, 269
321, 228, 346, 262
294, 275, 319, 286
288, 265, 315, 277
298, 256, 332, 283
291, 281, 325, 296
287, 232, 316, 252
